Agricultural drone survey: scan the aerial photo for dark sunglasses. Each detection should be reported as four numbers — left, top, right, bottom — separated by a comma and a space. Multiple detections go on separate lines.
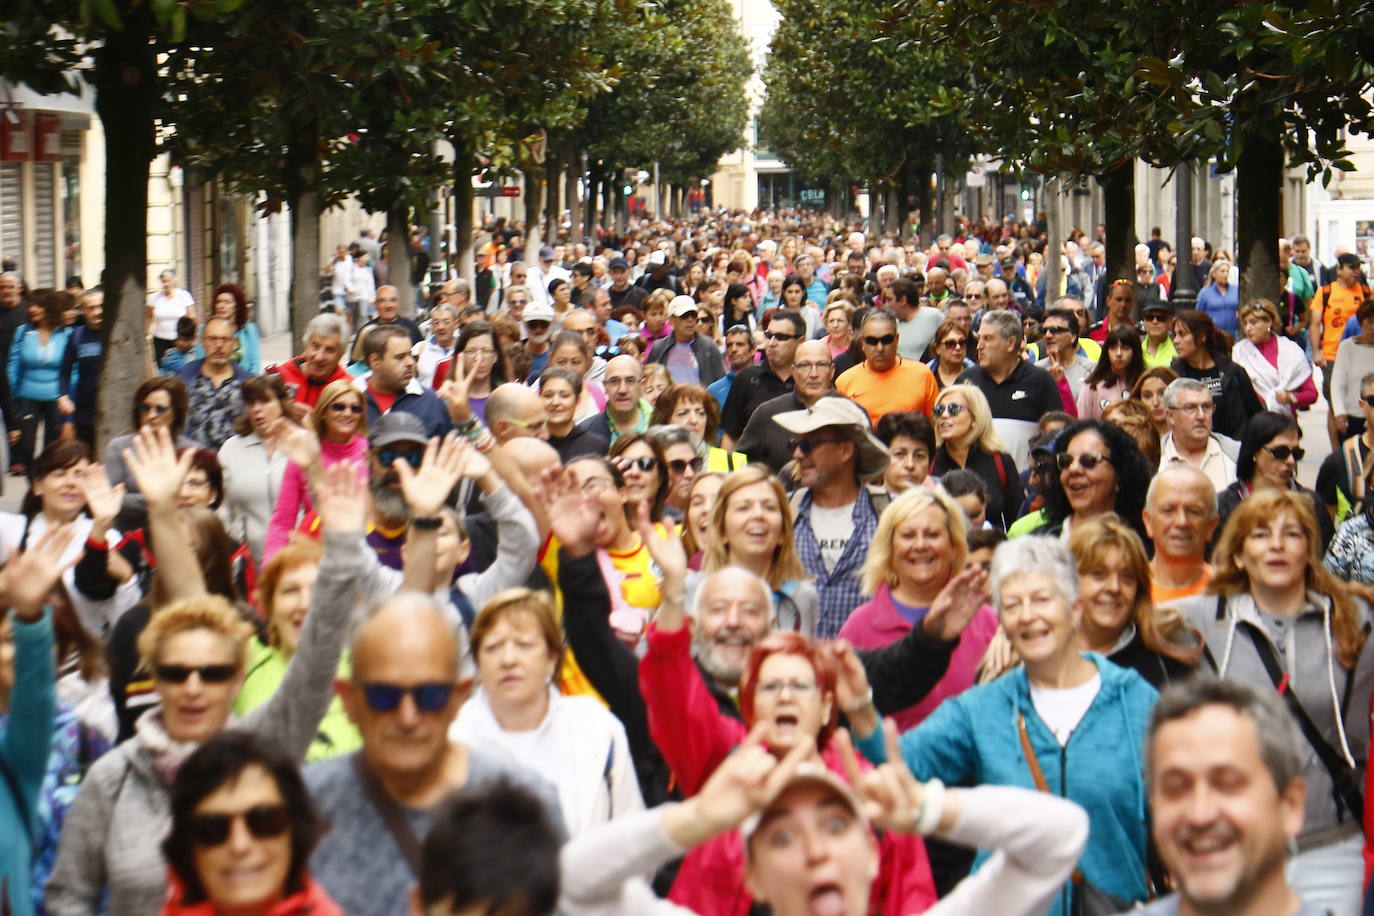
155, 663, 238, 684
764, 331, 800, 342
377, 448, 423, 469
1042, 326, 1071, 336
189, 804, 290, 847
931, 403, 966, 418
863, 334, 897, 347
1264, 445, 1305, 462
940, 339, 966, 350
359, 681, 456, 713
676, 312, 699, 321
526, 320, 551, 329
507, 298, 528, 306
1056, 452, 1112, 472
668, 456, 705, 475
618, 455, 658, 472
1362, 394, 1374, 408
138, 403, 172, 415
327, 402, 363, 415
788, 436, 846, 455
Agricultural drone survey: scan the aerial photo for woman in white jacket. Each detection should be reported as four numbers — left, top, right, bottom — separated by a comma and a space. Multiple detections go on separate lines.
453, 588, 643, 835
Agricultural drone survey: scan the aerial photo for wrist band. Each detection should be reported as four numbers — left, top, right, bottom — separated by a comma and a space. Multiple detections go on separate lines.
411, 516, 443, 531
840, 687, 874, 716
460, 419, 488, 443
472, 428, 496, 453
85, 537, 108, 552
913, 779, 946, 835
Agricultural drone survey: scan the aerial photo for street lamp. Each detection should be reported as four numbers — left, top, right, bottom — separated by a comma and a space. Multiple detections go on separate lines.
1170, 162, 1197, 310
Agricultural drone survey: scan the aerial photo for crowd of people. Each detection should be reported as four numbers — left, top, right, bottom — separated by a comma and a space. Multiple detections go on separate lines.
1, 208, 1373, 916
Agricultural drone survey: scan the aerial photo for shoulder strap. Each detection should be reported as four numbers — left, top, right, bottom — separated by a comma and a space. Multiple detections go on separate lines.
352, 753, 423, 874
1015, 714, 1050, 793
1238, 622, 1364, 819
991, 451, 1007, 490
1343, 437, 1365, 505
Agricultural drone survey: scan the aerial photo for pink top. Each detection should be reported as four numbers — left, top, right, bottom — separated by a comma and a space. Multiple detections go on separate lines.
263, 435, 369, 562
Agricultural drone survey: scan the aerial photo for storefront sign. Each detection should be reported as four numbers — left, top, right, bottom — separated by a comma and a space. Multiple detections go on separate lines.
0, 110, 31, 162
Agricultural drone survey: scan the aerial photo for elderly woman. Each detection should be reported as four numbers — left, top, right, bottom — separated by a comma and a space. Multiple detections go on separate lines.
930, 385, 1022, 531
875, 411, 937, 496
839, 488, 998, 727
1036, 419, 1152, 543
1231, 298, 1315, 416
451, 588, 643, 835
1217, 411, 1333, 552
218, 375, 295, 563
159, 732, 340, 915
1174, 489, 1374, 915
1195, 258, 1240, 337
103, 376, 197, 532
1170, 309, 1263, 440
853, 536, 1158, 916
650, 383, 747, 472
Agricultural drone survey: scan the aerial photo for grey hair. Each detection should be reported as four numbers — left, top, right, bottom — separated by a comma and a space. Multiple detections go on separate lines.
688, 566, 774, 623
988, 536, 1079, 607
980, 309, 1022, 344
647, 423, 696, 452
1145, 676, 1304, 794
1360, 372, 1374, 396
305, 312, 347, 342
1162, 377, 1209, 410
1051, 295, 1082, 311
1146, 464, 1218, 518
448, 277, 470, 295
430, 304, 459, 321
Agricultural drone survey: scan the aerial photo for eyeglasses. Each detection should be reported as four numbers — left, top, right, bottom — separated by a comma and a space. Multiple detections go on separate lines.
1362, 394, 1374, 408
139, 403, 172, 415
863, 334, 897, 347
580, 476, 615, 494
507, 298, 528, 306
359, 681, 456, 713
605, 376, 640, 389
1170, 402, 1215, 415
932, 402, 966, 418
1056, 452, 1112, 472
202, 335, 234, 345
327, 402, 363, 415
764, 331, 800, 342
788, 436, 846, 455
965, 293, 986, 300
189, 805, 290, 847
794, 360, 832, 374
940, 339, 966, 350
155, 663, 238, 684
756, 679, 817, 697
668, 456, 705, 475
465, 347, 497, 358
506, 416, 549, 433
377, 447, 423, 468
1042, 326, 1071, 336
1263, 445, 1305, 462
618, 455, 658, 472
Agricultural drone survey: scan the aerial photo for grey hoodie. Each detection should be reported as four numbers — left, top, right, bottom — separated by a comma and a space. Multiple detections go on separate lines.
1173, 590, 1374, 843
44, 529, 367, 916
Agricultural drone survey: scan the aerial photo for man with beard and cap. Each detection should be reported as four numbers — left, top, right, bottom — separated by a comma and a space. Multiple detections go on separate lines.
773, 396, 891, 638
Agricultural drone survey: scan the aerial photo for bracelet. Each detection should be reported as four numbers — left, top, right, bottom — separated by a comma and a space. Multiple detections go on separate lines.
411, 516, 443, 531
460, 418, 488, 443
472, 427, 496, 453
913, 779, 946, 835
840, 687, 874, 716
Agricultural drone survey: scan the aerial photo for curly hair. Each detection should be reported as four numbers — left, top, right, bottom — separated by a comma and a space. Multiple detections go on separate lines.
1041, 419, 1152, 541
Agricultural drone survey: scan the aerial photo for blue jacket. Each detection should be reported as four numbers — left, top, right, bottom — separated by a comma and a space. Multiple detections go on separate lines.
8, 326, 73, 403
1, 610, 55, 916
859, 653, 1157, 916
1196, 282, 1240, 338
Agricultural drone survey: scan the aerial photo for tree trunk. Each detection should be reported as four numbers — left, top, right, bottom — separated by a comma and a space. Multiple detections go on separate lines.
1043, 176, 1064, 305
544, 154, 560, 245
600, 175, 613, 234
285, 131, 321, 352
915, 161, 934, 244
1099, 161, 1136, 294
564, 144, 581, 245
522, 171, 543, 257
94, 10, 157, 451
896, 168, 912, 236
387, 207, 414, 316
452, 148, 476, 284
1236, 135, 1283, 307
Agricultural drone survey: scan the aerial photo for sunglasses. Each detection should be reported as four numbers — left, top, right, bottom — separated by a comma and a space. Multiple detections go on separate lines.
1056, 452, 1112, 472
1263, 445, 1305, 462
155, 663, 238, 684
940, 339, 966, 350
526, 321, 551, 330
359, 681, 456, 713
139, 403, 172, 415
377, 448, 423, 469
668, 456, 705, 475
931, 402, 966, 418
1042, 326, 1071, 336
764, 331, 800, 342
787, 436, 846, 455
507, 299, 528, 306
676, 312, 699, 321
1362, 394, 1374, 408
327, 402, 363, 415
618, 455, 659, 472
189, 805, 290, 847
863, 334, 897, 347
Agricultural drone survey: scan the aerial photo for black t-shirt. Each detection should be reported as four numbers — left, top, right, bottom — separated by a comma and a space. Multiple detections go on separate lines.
720, 362, 794, 440
608, 284, 648, 311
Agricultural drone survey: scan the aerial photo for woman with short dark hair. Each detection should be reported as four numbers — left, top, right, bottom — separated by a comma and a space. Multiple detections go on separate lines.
1217, 410, 1333, 552
103, 376, 195, 531
1169, 309, 1263, 440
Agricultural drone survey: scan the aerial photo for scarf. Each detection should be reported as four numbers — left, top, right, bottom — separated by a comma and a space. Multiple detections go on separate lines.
135, 708, 236, 785
1231, 335, 1310, 413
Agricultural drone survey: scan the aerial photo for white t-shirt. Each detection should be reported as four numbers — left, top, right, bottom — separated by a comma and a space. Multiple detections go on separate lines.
1029, 672, 1101, 746
149, 287, 195, 340
808, 501, 855, 573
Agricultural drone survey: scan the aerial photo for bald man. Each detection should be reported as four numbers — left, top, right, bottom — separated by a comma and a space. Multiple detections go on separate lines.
736, 339, 836, 474
306, 593, 564, 916
350, 285, 422, 363
599, 354, 651, 444
1143, 463, 1219, 604
485, 382, 550, 444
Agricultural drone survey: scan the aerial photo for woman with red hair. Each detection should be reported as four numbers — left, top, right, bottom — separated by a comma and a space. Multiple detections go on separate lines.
209, 283, 261, 373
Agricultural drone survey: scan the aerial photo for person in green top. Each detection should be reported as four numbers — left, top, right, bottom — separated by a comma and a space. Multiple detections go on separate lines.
233, 540, 361, 761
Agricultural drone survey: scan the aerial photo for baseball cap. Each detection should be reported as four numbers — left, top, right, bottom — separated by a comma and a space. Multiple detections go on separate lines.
1142, 299, 1174, 317
538, 245, 555, 261
523, 301, 555, 323
608, 256, 630, 270
974, 253, 994, 267
999, 257, 1016, 270
649, 251, 668, 266
669, 295, 699, 318
772, 396, 890, 481
740, 762, 867, 855
369, 411, 428, 448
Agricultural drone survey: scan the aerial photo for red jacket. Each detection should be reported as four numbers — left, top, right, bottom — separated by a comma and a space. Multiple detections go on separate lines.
639, 623, 937, 916
161, 871, 345, 916
271, 356, 350, 409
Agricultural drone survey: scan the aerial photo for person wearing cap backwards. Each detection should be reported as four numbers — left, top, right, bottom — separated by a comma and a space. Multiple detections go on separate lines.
773, 395, 892, 638
527, 244, 569, 308
607, 256, 648, 311
646, 295, 726, 387
835, 308, 939, 427
637, 249, 679, 296
1141, 299, 1178, 369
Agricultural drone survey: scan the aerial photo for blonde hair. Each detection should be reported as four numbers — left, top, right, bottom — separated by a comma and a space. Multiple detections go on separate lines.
934, 384, 1006, 454
703, 466, 808, 590
137, 594, 254, 674
1239, 298, 1281, 330
469, 588, 564, 677
312, 379, 368, 440
643, 288, 673, 314
861, 487, 968, 596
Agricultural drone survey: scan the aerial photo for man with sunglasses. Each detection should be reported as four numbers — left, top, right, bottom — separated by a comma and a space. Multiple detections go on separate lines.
646, 295, 725, 387
1141, 300, 1177, 369
720, 309, 804, 450
1033, 306, 1094, 405
881, 277, 944, 362
177, 315, 252, 451
835, 310, 939, 427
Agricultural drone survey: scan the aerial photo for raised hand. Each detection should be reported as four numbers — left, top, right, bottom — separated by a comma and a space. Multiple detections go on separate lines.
632, 501, 687, 586
80, 464, 126, 529
394, 434, 465, 518
5, 524, 78, 621
977, 626, 1018, 684
544, 466, 602, 558
123, 426, 193, 511
825, 639, 878, 736
922, 565, 989, 642
268, 417, 321, 470
835, 721, 928, 835
316, 460, 368, 534
437, 358, 479, 423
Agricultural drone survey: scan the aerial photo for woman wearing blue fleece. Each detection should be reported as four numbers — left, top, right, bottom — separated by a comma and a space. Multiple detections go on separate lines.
7, 290, 74, 476
851, 535, 1158, 916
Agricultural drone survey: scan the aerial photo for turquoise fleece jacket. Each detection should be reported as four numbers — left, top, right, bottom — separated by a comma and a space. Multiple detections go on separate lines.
857, 653, 1158, 916
1, 610, 55, 916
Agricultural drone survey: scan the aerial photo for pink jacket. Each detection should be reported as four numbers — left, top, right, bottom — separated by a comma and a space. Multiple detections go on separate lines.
838, 584, 999, 730
263, 435, 370, 562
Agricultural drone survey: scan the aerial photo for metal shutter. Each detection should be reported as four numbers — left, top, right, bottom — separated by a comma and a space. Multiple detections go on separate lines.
0, 163, 22, 274
33, 162, 56, 286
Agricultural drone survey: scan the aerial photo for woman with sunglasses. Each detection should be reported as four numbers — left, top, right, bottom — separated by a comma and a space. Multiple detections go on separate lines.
1076, 325, 1144, 421
160, 730, 339, 916
103, 376, 197, 532
1036, 419, 1151, 543
926, 320, 976, 391
263, 381, 368, 564
930, 385, 1022, 531
47, 433, 368, 916
608, 433, 670, 524
650, 384, 747, 474
1169, 309, 1263, 440
1217, 411, 1333, 553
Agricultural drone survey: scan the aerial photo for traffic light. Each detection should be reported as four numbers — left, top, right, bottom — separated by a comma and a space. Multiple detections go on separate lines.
1019, 185, 1032, 201
623, 184, 633, 197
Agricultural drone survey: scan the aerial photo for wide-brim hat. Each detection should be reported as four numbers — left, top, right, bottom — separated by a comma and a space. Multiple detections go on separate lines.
772, 396, 890, 481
